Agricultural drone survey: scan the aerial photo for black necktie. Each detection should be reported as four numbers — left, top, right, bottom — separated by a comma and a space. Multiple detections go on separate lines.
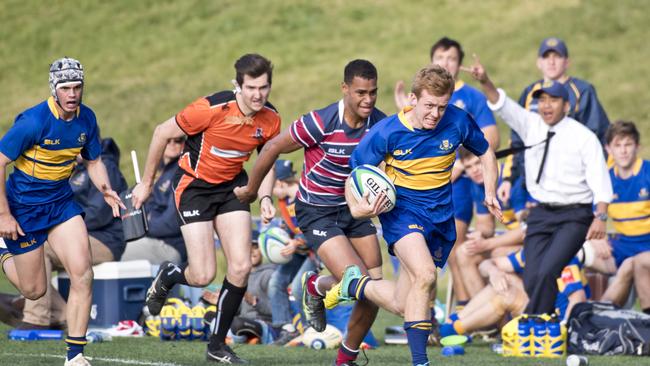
536, 131, 556, 184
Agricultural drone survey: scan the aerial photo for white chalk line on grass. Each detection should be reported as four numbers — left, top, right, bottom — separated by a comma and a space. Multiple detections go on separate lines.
2, 352, 184, 366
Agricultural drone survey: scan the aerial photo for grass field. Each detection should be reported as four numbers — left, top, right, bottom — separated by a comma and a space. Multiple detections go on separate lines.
1, 0, 648, 186
0, 319, 642, 366
1, 0, 649, 365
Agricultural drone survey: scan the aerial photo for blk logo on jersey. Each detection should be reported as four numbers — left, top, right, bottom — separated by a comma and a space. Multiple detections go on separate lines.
44, 138, 61, 145
183, 210, 200, 217
327, 148, 346, 155
393, 148, 412, 157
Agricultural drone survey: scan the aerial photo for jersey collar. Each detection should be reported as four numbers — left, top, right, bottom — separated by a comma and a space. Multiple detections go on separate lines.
614, 158, 643, 177
397, 106, 414, 131
47, 96, 80, 120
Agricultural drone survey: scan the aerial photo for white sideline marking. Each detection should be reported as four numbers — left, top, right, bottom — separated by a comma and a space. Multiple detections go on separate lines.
2, 353, 184, 366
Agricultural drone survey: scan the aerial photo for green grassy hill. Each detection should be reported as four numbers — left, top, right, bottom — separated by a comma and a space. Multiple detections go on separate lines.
1, 0, 648, 182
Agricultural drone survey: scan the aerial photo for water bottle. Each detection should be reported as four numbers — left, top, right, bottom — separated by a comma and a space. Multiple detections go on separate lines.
532, 317, 547, 357
8, 329, 63, 341
517, 315, 533, 356
545, 317, 565, 357
87, 331, 112, 343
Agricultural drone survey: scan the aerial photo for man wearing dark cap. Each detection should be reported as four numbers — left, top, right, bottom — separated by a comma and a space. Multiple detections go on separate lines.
463, 57, 613, 316
499, 37, 611, 205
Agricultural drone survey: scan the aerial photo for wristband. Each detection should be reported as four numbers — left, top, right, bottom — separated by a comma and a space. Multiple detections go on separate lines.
259, 195, 273, 205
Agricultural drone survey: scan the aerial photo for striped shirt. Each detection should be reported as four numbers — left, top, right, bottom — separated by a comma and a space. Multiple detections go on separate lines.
289, 100, 385, 206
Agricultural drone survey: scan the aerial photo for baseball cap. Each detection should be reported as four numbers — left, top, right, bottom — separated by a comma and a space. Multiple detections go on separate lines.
532, 80, 569, 101
538, 37, 568, 58
275, 160, 296, 181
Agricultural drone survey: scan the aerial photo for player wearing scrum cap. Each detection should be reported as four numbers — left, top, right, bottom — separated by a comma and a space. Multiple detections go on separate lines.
0, 57, 124, 366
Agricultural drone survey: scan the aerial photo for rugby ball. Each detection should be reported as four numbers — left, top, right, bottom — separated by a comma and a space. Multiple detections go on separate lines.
258, 227, 292, 264
349, 164, 397, 212
302, 325, 343, 350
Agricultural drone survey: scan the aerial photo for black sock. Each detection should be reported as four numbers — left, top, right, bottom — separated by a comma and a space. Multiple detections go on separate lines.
209, 277, 247, 347
161, 262, 189, 288
644, 308, 650, 315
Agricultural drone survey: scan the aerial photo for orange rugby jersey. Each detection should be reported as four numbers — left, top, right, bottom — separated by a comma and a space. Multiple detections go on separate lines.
175, 91, 281, 184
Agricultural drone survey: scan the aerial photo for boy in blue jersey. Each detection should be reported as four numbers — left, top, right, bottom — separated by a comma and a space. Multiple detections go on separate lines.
454, 148, 527, 300
395, 37, 500, 311
0, 57, 124, 366
439, 249, 589, 338
326, 65, 501, 366
587, 121, 650, 313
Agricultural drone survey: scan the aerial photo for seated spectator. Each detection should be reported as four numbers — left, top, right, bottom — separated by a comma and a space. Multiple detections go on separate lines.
121, 136, 187, 264
454, 148, 527, 299
440, 248, 590, 338
582, 121, 650, 313
267, 160, 318, 345
0, 138, 127, 330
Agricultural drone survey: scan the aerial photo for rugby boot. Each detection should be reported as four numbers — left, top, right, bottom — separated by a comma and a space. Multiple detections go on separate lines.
301, 271, 326, 332
324, 265, 362, 309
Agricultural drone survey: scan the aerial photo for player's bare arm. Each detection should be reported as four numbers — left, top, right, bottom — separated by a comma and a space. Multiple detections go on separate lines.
0, 152, 24, 240
132, 116, 186, 209
478, 148, 503, 222
257, 163, 276, 223
344, 176, 388, 219
234, 128, 301, 203
86, 157, 126, 217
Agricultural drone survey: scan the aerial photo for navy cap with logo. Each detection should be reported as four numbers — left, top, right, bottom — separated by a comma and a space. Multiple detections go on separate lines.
532, 80, 570, 101
538, 37, 568, 58
275, 159, 296, 181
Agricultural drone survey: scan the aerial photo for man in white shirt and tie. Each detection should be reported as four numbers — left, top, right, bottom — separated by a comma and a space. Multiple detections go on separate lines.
463, 56, 612, 315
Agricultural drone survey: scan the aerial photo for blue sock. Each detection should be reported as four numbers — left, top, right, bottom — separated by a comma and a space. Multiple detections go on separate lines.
65, 336, 87, 361
347, 276, 369, 300
404, 320, 431, 366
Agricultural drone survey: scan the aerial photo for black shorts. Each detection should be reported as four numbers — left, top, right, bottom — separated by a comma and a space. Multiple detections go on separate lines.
295, 200, 377, 251
173, 170, 250, 226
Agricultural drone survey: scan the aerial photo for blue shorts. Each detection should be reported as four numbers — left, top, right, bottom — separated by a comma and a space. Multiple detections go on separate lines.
4, 198, 84, 255
379, 205, 456, 268
610, 235, 650, 267
452, 176, 473, 224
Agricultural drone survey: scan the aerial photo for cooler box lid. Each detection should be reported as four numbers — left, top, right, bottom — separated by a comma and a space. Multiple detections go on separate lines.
59, 260, 153, 280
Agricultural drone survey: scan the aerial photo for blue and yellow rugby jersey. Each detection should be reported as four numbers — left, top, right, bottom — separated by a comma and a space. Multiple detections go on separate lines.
450, 80, 496, 128
350, 104, 488, 222
508, 250, 590, 319
608, 159, 650, 241
0, 97, 101, 205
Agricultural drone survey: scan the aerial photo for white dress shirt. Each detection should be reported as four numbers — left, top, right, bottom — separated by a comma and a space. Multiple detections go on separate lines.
488, 89, 613, 205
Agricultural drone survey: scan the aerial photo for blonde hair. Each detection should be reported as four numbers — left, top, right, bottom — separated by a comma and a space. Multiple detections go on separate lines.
411, 64, 454, 98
